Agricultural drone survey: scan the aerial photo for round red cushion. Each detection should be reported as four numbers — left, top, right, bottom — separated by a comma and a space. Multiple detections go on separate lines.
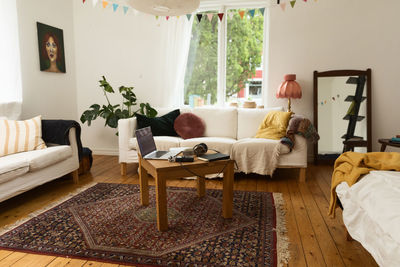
174, 113, 205, 139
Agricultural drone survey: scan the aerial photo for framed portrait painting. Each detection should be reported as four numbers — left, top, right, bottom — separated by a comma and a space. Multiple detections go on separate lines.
37, 22, 66, 73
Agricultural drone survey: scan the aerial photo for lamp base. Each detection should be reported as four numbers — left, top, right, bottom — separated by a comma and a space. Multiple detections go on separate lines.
287, 98, 292, 113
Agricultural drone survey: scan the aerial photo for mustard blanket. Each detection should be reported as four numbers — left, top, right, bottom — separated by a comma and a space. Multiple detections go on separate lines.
329, 151, 400, 217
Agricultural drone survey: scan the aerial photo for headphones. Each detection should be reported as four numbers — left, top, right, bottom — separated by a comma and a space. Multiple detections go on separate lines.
193, 143, 208, 156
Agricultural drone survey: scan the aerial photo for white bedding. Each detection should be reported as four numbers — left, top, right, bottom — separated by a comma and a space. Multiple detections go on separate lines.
336, 171, 400, 266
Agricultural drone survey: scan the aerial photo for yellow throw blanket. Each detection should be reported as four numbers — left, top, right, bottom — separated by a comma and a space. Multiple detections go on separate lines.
329, 151, 400, 217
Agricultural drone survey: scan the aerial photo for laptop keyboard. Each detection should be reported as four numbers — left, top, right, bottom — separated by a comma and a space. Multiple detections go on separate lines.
155, 151, 168, 157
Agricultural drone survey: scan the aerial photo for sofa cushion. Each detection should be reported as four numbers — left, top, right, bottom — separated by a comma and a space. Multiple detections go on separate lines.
237, 107, 284, 140
136, 109, 180, 137
180, 137, 236, 155
174, 113, 205, 139
0, 156, 29, 184
0, 115, 47, 157
192, 107, 237, 139
255, 111, 292, 140
129, 136, 183, 151
4, 145, 73, 172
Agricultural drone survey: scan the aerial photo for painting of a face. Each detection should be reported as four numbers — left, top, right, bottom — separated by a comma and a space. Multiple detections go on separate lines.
46, 36, 58, 62
37, 22, 66, 73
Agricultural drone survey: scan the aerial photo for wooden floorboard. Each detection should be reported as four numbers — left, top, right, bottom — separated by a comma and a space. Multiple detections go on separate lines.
0, 156, 377, 266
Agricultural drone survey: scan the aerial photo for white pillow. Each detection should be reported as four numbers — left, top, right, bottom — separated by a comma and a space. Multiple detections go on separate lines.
237, 107, 284, 139
0, 116, 47, 157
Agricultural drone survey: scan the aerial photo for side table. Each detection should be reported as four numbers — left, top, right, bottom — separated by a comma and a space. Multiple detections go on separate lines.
378, 138, 400, 152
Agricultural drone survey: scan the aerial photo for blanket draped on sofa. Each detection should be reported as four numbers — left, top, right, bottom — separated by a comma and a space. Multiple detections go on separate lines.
328, 151, 400, 217
41, 120, 83, 160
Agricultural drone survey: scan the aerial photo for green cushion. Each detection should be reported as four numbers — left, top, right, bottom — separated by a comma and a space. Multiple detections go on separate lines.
136, 109, 180, 136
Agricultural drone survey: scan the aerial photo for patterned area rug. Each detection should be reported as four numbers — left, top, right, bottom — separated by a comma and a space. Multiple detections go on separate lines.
0, 183, 289, 266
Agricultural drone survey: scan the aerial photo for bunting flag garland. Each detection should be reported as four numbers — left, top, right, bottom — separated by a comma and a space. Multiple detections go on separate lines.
112, 3, 118, 12
249, 9, 255, 18
81, 0, 317, 21
238, 10, 245, 19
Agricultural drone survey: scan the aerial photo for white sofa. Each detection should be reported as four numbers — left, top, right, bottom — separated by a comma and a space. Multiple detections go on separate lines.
118, 107, 307, 181
0, 127, 80, 202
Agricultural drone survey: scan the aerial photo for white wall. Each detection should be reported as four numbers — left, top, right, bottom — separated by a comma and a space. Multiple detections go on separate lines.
267, 0, 400, 152
16, 0, 77, 120
73, 2, 170, 155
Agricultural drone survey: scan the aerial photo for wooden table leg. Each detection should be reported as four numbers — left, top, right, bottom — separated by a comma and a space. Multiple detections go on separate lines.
380, 144, 387, 152
155, 174, 168, 231
139, 158, 149, 206
196, 176, 205, 197
222, 161, 234, 218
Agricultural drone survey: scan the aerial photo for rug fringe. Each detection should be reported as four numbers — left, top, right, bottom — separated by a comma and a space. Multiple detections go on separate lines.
0, 182, 97, 236
273, 192, 290, 267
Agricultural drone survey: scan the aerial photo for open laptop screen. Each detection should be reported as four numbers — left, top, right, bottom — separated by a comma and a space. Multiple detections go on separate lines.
135, 127, 157, 157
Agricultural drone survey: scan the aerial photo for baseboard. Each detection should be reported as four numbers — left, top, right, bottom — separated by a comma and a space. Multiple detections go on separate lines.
92, 149, 119, 156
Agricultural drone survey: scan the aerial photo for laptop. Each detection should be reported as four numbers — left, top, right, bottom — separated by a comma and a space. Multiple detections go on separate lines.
135, 127, 180, 160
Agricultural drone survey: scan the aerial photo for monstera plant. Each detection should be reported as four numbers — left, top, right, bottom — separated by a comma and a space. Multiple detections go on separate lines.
80, 76, 157, 131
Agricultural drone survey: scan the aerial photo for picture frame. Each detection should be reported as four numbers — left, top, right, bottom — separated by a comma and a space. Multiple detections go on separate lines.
37, 22, 66, 73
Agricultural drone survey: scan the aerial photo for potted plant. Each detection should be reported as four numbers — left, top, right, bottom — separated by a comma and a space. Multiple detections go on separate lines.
80, 76, 157, 132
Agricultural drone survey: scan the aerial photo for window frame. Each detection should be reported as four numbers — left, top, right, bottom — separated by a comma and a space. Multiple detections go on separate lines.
186, 4, 269, 106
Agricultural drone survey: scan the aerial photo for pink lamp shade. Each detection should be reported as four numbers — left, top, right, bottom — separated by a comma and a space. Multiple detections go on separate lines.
276, 74, 302, 99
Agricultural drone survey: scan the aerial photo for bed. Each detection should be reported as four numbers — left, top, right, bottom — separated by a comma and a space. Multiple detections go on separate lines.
336, 170, 400, 266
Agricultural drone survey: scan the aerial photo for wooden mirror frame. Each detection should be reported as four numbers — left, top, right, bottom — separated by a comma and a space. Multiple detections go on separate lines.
313, 69, 372, 164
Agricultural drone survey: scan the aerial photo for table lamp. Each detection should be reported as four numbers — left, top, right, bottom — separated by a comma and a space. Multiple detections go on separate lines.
276, 74, 302, 112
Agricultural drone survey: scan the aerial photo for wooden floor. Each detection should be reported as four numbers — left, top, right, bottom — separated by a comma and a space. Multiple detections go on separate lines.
0, 155, 377, 267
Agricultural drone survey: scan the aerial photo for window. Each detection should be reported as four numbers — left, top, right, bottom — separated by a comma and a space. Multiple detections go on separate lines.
184, 7, 265, 107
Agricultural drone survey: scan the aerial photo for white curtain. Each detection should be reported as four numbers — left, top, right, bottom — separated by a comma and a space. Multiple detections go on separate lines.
161, 17, 193, 108
0, 0, 22, 119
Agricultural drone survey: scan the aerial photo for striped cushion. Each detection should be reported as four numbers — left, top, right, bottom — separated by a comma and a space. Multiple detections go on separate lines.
0, 116, 47, 157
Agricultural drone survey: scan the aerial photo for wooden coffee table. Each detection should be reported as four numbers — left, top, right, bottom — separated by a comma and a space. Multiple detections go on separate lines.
138, 156, 235, 231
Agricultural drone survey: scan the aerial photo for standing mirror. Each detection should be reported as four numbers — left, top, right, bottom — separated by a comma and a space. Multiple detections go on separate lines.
313, 69, 372, 163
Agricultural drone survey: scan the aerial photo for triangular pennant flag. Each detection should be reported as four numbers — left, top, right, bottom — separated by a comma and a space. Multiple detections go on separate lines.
102, 0, 108, 8
207, 13, 213, 22
92, 0, 99, 6
303, 0, 307, 2
290, 0, 296, 8
177, 16, 180, 19
196, 14, 203, 22
112, 3, 118, 12
155, 15, 159, 20
186, 14, 192, 21
217, 13, 224, 21
249, 9, 255, 17
123, 6, 129, 14
259, 8, 265, 16
228, 12, 234, 19
238, 10, 245, 19
280, 3, 286, 11
166, 16, 170, 20
83, 0, 86, 3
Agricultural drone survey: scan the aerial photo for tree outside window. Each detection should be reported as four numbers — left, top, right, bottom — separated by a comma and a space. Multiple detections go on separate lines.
184, 8, 265, 107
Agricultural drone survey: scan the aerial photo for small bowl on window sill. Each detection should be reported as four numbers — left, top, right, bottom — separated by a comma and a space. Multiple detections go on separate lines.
243, 101, 257, 108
